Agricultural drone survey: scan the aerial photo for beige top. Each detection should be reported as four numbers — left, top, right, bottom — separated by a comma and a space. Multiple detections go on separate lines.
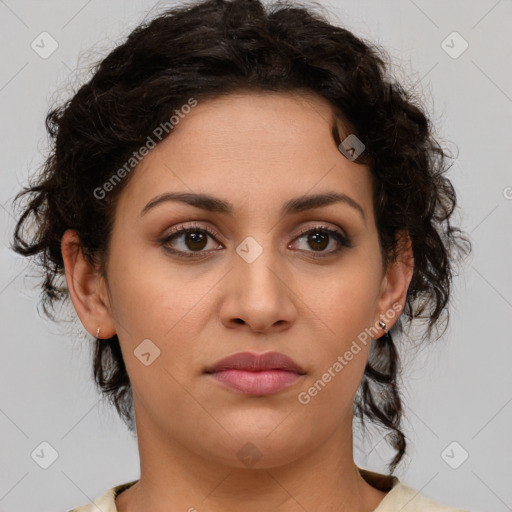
68, 468, 468, 512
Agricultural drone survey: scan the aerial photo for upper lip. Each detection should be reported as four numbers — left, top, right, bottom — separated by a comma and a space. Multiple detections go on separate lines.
204, 351, 306, 374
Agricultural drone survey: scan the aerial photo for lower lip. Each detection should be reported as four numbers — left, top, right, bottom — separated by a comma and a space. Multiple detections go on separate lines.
207, 369, 304, 396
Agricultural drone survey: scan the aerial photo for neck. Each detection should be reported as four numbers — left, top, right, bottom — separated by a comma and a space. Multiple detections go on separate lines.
116, 407, 388, 512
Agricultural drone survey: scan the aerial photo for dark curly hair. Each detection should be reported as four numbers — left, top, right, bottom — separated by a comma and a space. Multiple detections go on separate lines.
10, 0, 471, 473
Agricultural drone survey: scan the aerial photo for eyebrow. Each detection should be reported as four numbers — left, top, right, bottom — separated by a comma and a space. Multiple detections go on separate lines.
139, 191, 366, 223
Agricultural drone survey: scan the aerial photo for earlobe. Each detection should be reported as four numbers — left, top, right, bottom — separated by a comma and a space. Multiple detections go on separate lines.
377, 230, 414, 328
61, 229, 116, 339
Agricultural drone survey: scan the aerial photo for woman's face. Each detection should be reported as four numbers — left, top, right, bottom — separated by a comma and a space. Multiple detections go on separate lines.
69, 91, 411, 469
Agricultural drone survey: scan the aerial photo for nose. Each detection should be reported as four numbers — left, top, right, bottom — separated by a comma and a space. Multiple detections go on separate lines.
219, 245, 298, 334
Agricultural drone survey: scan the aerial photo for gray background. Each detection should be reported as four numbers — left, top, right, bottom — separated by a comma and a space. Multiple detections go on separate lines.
1, 1, 511, 511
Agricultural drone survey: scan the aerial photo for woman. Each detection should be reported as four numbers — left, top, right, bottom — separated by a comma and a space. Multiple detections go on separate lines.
11, 0, 472, 510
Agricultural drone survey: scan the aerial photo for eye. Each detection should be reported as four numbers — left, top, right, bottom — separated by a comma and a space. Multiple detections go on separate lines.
158, 222, 354, 260
159, 222, 223, 259
289, 224, 354, 258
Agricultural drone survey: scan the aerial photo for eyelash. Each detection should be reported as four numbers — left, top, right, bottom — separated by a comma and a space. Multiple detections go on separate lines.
159, 222, 354, 259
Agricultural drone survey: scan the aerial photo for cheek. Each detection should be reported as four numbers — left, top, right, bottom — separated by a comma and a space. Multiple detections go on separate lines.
108, 250, 220, 381
304, 263, 380, 400
109, 245, 197, 334
300, 292, 372, 418
317, 264, 381, 338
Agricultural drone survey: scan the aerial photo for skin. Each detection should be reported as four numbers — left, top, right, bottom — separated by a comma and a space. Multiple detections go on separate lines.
61, 91, 414, 512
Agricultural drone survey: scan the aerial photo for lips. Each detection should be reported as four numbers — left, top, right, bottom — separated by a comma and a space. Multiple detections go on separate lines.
204, 351, 306, 374
204, 351, 306, 396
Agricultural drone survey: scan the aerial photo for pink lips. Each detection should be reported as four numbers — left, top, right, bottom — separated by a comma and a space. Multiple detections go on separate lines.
204, 351, 306, 396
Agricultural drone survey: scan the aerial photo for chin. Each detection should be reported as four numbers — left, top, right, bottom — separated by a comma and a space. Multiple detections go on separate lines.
196, 427, 314, 470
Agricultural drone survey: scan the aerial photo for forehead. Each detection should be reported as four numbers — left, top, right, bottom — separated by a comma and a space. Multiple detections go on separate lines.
170, 90, 345, 149
115, 91, 374, 220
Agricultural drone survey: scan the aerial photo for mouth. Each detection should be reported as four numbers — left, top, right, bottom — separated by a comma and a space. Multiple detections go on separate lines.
204, 351, 306, 396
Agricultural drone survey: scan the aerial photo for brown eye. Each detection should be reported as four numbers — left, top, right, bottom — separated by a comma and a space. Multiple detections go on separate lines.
306, 231, 329, 251
159, 223, 222, 258
182, 230, 208, 251
291, 225, 354, 258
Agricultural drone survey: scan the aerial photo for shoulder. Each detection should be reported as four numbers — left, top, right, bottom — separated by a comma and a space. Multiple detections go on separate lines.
375, 482, 469, 512
67, 480, 138, 512
358, 467, 469, 512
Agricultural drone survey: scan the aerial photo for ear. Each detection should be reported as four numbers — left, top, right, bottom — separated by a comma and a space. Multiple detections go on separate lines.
375, 230, 414, 329
61, 229, 116, 339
